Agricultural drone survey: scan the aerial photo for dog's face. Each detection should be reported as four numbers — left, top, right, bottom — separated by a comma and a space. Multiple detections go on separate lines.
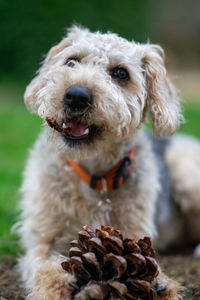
25, 26, 182, 159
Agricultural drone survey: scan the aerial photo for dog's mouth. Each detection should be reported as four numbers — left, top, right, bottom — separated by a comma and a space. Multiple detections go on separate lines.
46, 117, 98, 145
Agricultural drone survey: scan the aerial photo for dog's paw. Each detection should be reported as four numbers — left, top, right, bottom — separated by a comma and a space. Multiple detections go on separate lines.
29, 261, 75, 300
156, 270, 182, 300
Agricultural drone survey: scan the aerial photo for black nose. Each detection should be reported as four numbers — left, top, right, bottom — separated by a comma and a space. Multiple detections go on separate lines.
63, 85, 93, 111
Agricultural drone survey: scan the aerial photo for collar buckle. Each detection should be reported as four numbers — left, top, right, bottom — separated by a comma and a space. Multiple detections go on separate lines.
67, 147, 134, 190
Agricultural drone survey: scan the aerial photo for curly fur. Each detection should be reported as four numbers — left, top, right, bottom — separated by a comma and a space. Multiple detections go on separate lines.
16, 26, 200, 299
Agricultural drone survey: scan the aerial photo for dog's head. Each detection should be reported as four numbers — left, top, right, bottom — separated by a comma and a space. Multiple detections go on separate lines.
25, 26, 182, 159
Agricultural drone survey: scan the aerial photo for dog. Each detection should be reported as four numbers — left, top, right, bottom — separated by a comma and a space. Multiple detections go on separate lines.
17, 26, 200, 299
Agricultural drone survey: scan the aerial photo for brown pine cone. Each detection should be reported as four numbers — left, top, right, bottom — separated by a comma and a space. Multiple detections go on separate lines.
61, 225, 166, 300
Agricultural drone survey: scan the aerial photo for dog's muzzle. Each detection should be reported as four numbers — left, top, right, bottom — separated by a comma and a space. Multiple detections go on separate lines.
46, 86, 100, 146
63, 85, 93, 113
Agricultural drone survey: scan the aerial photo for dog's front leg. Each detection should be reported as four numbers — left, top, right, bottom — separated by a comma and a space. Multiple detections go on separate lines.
18, 244, 75, 300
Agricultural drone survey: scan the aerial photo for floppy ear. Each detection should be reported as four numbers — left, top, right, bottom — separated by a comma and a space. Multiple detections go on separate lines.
143, 45, 182, 136
24, 37, 71, 114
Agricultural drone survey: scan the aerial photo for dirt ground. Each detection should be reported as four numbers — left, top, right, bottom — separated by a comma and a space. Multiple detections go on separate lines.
159, 254, 200, 299
0, 255, 199, 299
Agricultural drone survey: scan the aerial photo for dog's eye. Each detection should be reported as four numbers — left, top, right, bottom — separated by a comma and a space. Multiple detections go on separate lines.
110, 67, 130, 81
65, 57, 80, 67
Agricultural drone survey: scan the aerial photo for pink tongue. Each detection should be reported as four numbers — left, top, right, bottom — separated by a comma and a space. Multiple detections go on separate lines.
67, 120, 88, 137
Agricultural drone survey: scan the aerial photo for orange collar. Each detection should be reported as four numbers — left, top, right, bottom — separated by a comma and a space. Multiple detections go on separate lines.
67, 148, 134, 190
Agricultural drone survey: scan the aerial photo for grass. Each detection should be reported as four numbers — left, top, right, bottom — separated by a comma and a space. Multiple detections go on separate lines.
0, 81, 200, 257
181, 101, 200, 138
0, 82, 42, 256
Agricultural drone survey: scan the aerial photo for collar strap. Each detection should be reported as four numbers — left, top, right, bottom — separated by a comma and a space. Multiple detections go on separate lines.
67, 148, 134, 190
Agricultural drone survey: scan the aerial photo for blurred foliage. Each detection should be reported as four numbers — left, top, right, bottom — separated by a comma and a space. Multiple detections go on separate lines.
1, 0, 200, 81
0, 0, 153, 81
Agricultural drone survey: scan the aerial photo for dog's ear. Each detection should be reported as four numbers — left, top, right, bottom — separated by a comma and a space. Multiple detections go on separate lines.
44, 37, 71, 64
24, 37, 71, 114
142, 44, 182, 136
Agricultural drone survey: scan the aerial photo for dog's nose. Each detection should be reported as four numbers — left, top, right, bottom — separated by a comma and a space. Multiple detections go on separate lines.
63, 85, 93, 111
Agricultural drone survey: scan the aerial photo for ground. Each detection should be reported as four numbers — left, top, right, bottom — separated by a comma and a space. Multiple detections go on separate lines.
0, 254, 200, 299
160, 254, 200, 299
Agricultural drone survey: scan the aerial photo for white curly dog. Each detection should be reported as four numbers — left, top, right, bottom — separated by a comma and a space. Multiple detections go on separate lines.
18, 26, 200, 299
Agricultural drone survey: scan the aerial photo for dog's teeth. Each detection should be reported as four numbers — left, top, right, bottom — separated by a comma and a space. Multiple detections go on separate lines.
62, 123, 67, 128
84, 128, 89, 135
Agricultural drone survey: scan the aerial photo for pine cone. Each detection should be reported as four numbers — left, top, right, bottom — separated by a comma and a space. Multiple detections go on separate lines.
61, 225, 166, 300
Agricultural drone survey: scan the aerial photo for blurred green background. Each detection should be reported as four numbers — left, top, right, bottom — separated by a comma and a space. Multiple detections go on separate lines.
0, 0, 200, 257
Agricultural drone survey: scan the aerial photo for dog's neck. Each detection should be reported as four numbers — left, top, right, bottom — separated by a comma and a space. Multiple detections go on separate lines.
74, 135, 139, 176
